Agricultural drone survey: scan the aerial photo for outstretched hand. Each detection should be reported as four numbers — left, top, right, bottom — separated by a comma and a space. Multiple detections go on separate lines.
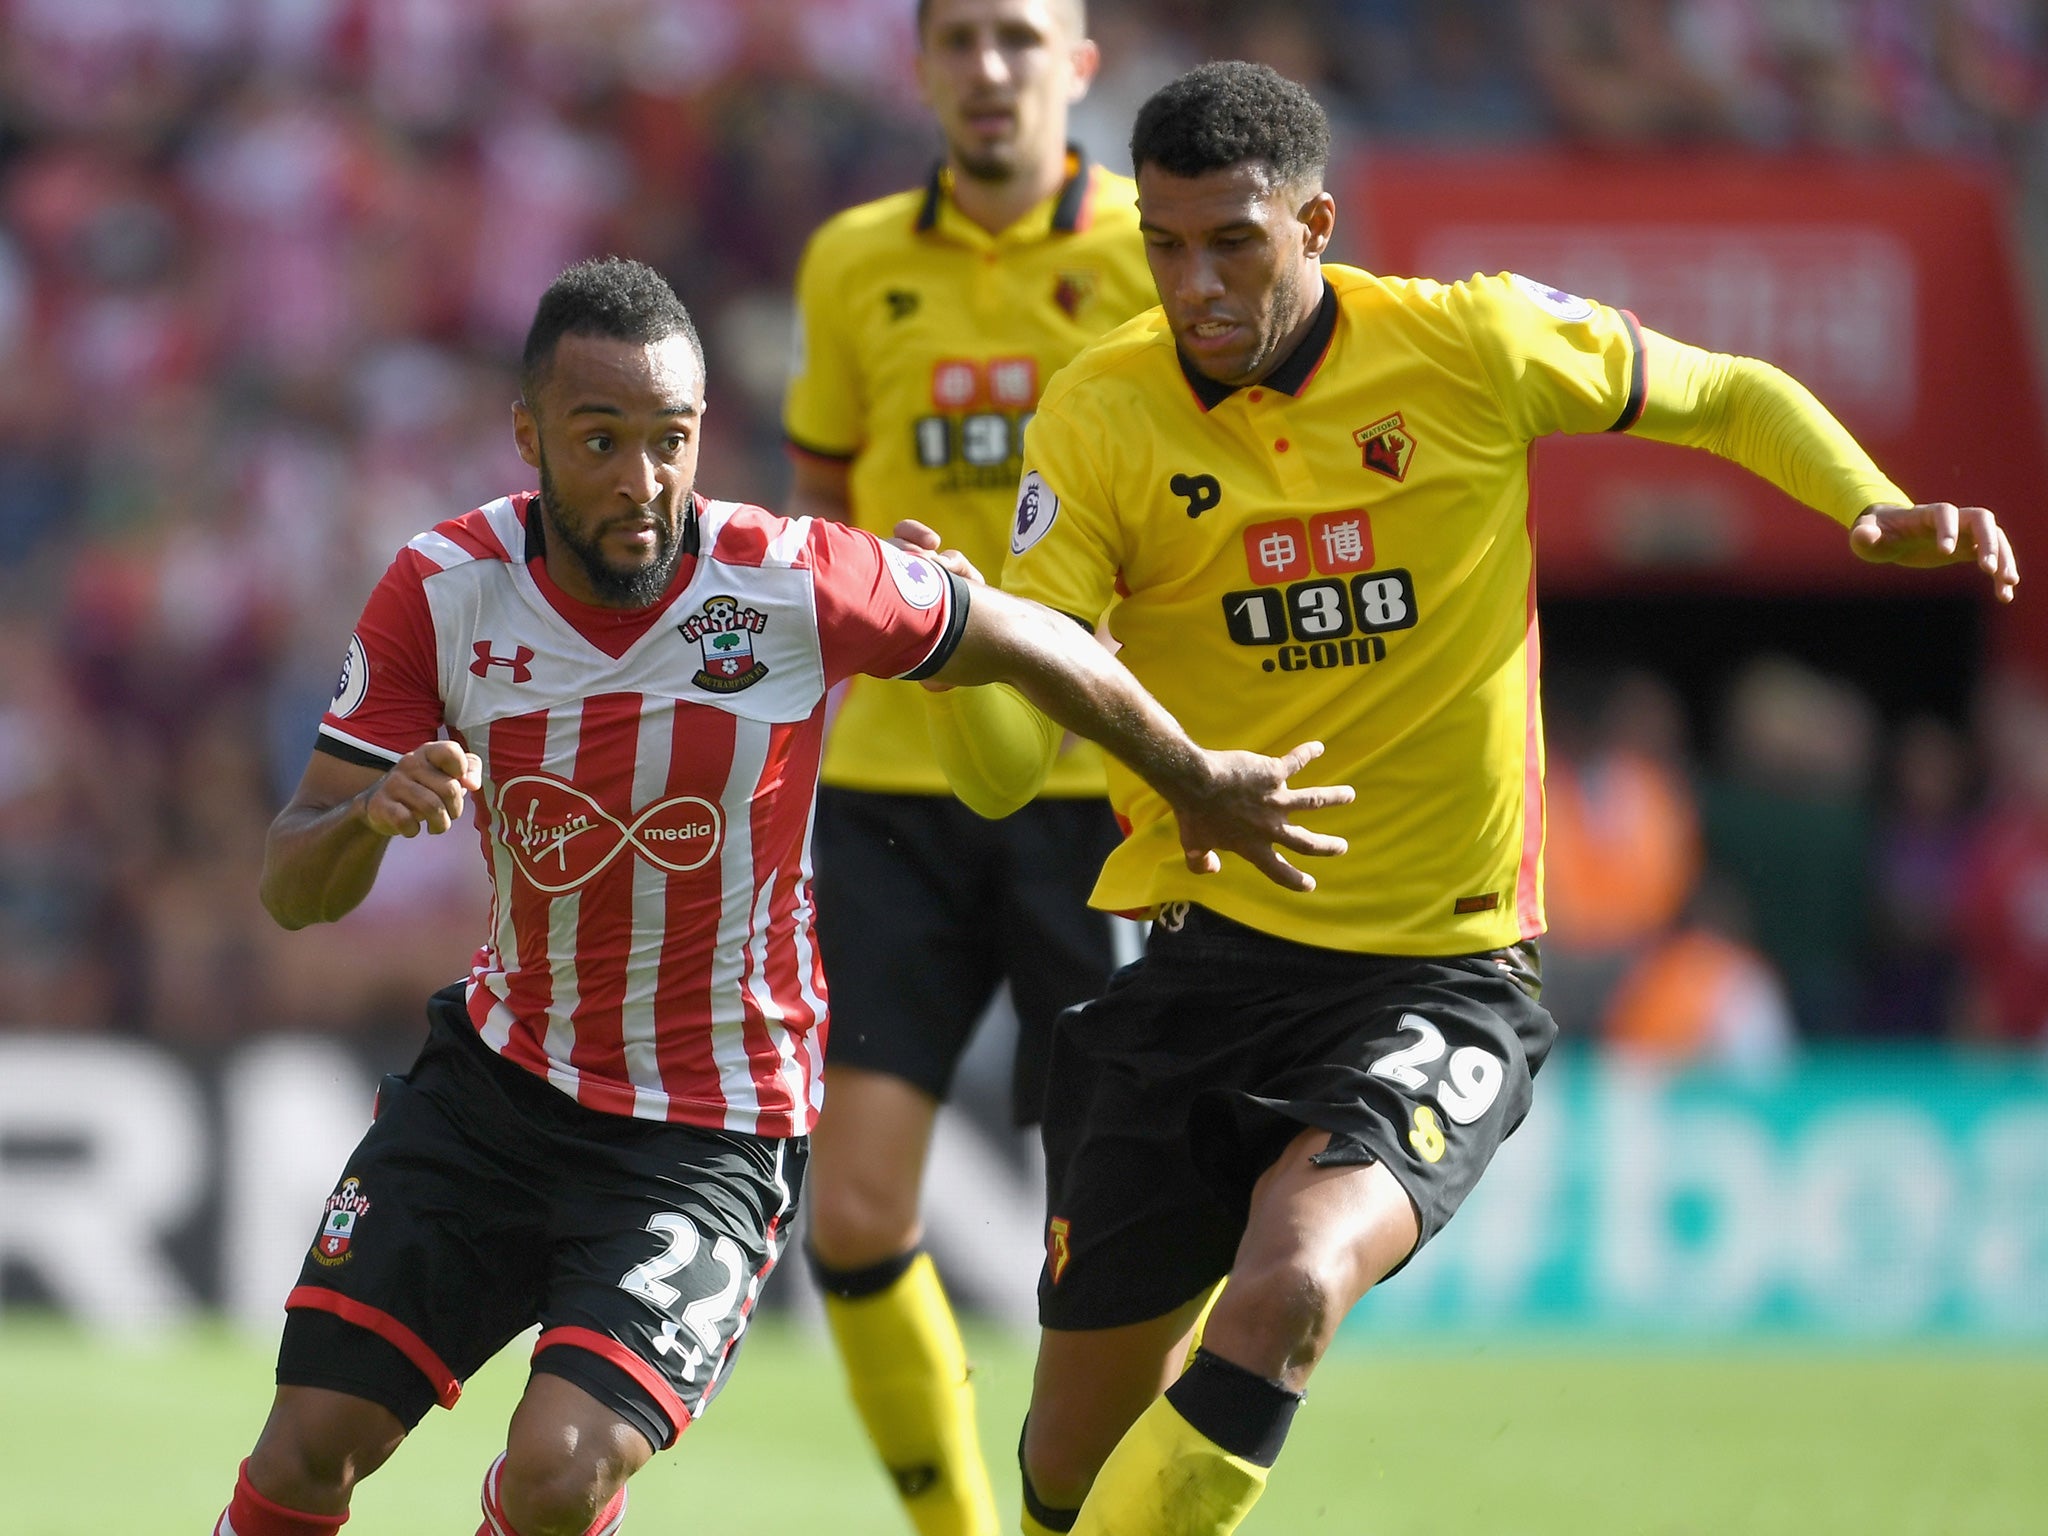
1850, 502, 2019, 602
1168, 740, 1353, 893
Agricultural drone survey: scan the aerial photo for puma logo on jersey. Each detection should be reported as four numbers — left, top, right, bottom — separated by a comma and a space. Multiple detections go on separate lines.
1170, 472, 1222, 519
471, 642, 535, 683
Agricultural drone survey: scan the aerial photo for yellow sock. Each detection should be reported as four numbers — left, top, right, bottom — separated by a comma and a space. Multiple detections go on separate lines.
822, 1250, 999, 1536
1072, 1396, 1269, 1536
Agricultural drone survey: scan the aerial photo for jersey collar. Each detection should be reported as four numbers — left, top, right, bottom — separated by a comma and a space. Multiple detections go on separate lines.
914, 145, 1097, 248
1177, 276, 1339, 412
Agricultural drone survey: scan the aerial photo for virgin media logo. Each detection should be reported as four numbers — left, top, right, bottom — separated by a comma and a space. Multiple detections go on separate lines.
496, 774, 724, 894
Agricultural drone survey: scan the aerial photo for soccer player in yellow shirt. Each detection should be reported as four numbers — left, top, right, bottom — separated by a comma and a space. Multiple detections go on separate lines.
780, 4, 1154, 1534
925, 61, 2019, 1536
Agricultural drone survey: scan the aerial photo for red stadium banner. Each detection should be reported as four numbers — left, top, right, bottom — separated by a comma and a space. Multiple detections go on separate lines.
1349, 153, 2048, 669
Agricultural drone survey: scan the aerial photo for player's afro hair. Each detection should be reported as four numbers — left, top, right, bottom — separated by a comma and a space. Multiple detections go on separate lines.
521, 256, 705, 402
1130, 61, 1330, 189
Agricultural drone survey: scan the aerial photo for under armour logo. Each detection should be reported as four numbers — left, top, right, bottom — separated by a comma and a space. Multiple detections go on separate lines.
652, 1321, 704, 1380
1169, 473, 1221, 519
470, 643, 535, 683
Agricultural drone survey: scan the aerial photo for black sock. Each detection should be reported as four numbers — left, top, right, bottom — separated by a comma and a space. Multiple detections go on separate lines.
1163, 1347, 1304, 1468
806, 1244, 921, 1299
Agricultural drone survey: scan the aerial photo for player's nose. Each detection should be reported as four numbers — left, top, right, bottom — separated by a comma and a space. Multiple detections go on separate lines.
966, 38, 1009, 87
616, 449, 660, 505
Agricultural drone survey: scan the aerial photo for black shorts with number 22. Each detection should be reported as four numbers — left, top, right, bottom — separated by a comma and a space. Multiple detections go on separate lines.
276, 986, 805, 1453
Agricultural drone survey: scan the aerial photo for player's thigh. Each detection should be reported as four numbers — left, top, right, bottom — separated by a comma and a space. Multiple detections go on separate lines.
535, 1126, 806, 1453
997, 797, 1126, 1126
806, 1064, 939, 1261
1190, 946, 1557, 1270
1024, 1294, 1215, 1506
276, 1035, 550, 1432
810, 789, 1003, 1098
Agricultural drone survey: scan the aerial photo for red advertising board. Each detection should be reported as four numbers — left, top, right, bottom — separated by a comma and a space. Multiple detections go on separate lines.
1349, 153, 2046, 669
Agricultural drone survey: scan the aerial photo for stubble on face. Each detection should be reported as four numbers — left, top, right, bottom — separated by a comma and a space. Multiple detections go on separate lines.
536, 444, 689, 608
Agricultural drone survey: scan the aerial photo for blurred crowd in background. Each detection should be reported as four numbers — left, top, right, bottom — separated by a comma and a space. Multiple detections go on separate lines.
1, 0, 2046, 1056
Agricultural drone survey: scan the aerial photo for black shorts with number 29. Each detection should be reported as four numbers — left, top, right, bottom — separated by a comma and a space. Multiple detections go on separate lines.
1037, 905, 1557, 1330
276, 986, 805, 1453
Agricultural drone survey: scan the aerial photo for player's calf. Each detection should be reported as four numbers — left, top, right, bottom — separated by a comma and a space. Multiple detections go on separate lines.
1200, 1138, 1421, 1389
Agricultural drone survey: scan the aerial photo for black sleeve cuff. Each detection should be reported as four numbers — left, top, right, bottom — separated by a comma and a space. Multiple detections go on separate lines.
900, 569, 972, 681
315, 732, 400, 771
1607, 309, 1646, 432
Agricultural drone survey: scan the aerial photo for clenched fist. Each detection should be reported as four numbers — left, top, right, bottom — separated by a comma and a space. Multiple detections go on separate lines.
363, 739, 484, 837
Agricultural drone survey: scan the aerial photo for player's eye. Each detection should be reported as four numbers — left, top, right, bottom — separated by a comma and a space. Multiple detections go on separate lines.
585, 434, 612, 453
662, 433, 688, 454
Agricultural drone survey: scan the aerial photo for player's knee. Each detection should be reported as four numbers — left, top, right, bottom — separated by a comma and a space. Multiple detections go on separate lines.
1213, 1257, 1341, 1378
807, 1173, 920, 1267
248, 1410, 401, 1508
1020, 1413, 1102, 1512
497, 1449, 626, 1536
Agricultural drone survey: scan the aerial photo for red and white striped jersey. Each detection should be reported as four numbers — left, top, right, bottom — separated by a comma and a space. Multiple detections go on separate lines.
317, 491, 964, 1137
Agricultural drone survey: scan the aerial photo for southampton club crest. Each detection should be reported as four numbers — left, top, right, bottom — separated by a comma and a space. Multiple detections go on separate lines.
680, 594, 771, 693
312, 1177, 371, 1267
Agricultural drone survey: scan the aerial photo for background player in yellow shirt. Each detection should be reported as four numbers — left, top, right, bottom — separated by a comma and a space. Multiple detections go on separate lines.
780, 4, 1155, 1534
925, 62, 2020, 1536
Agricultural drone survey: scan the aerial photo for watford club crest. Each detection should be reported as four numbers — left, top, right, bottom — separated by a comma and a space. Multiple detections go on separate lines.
312, 1177, 371, 1267
1354, 412, 1416, 483
680, 594, 771, 693
1053, 268, 1098, 319
1047, 1216, 1073, 1283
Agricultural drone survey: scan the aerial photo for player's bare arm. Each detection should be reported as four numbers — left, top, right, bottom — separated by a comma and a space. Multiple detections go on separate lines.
1850, 500, 2020, 601
785, 450, 853, 525
259, 741, 482, 929
927, 582, 1352, 891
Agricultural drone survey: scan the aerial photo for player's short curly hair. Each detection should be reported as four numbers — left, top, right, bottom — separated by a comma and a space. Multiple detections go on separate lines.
521, 256, 705, 403
1130, 61, 1330, 189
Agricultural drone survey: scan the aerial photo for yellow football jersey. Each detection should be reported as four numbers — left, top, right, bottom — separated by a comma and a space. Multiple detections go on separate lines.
1005, 264, 1899, 955
785, 151, 1156, 796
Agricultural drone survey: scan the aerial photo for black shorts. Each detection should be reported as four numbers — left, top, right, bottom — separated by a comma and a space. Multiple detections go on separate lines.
1037, 905, 1557, 1330
811, 788, 1124, 1125
277, 987, 805, 1452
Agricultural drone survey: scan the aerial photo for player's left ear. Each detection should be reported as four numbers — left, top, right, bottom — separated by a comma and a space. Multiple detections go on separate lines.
1297, 191, 1336, 259
1065, 37, 1100, 101
511, 400, 542, 471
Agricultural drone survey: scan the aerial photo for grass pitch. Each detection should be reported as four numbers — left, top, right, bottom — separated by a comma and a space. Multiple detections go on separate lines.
2, 1316, 2042, 1535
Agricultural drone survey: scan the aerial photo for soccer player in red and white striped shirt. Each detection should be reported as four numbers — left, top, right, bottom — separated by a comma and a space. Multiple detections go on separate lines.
212, 257, 1351, 1536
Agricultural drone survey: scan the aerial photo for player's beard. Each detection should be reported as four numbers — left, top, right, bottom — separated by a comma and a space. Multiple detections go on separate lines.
953, 143, 1017, 183
1244, 258, 1310, 385
536, 448, 689, 609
